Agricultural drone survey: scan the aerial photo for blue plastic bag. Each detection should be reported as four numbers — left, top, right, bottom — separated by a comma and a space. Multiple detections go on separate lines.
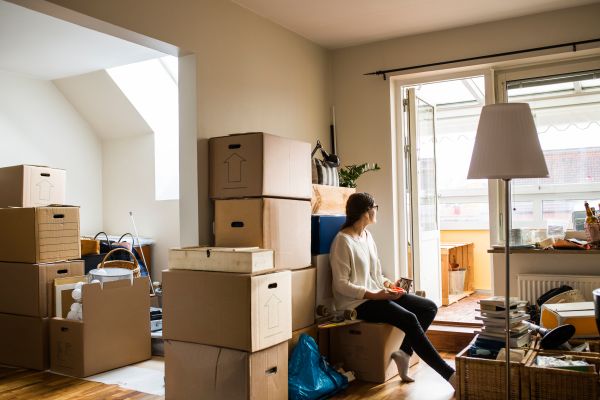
289, 333, 348, 400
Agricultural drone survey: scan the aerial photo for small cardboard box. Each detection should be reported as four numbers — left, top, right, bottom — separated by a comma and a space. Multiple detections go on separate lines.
330, 322, 406, 383
168, 246, 274, 274
0, 206, 80, 263
311, 215, 345, 255
289, 324, 318, 357
165, 340, 288, 400
0, 260, 83, 317
311, 255, 334, 313
163, 269, 291, 352
0, 165, 66, 208
49, 277, 151, 377
209, 132, 311, 200
311, 184, 356, 215
0, 313, 48, 370
215, 198, 311, 270
541, 301, 599, 338
291, 267, 316, 330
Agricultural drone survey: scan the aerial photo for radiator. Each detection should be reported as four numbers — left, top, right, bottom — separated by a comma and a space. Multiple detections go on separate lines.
517, 274, 600, 305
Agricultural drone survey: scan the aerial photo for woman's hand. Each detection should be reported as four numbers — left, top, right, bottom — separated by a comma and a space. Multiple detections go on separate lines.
364, 289, 404, 301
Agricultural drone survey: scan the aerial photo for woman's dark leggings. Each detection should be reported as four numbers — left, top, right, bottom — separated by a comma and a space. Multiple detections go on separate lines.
355, 293, 455, 380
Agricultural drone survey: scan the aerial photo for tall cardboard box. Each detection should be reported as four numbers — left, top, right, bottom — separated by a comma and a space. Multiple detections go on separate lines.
291, 267, 316, 330
0, 260, 83, 317
163, 269, 291, 352
0, 165, 66, 208
49, 277, 151, 377
0, 313, 48, 370
165, 340, 288, 400
209, 132, 311, 200
215, 198, 311, 270
0, 206, 80, 263
311, 255, 334, 313
330, 322, 406, 383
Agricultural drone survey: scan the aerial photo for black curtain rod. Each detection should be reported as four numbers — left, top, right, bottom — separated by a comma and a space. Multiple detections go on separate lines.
364, 38, 600, 80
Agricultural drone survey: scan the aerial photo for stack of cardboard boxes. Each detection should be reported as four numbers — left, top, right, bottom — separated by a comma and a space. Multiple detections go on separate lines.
163, 132, 315, 399
0, 165, 83, 370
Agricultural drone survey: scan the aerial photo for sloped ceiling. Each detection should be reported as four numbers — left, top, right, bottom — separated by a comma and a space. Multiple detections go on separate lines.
53, 71, 152, 140
0, 0, 164, 80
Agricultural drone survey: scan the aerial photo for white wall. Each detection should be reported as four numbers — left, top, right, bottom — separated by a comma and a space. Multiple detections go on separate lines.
102, 134, 179, 280
45, 0, 333, 245
331, 4, 600, 280
0, 69, 103, 234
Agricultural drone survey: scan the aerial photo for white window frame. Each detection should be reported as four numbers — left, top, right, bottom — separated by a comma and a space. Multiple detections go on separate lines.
494, 56, 600, 237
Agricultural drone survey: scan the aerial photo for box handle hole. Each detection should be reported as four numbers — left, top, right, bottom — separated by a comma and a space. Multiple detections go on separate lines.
265, 367, 278, 375
57, 269, 68, 274
349, 330, 362, 335
231, 221, 244, 228
53, 214, 65, 219
206, 249, 211, 258
61, 327, 69, 332
228, 144, 241, 149
41, 173, 50, 177
268, 283, 277, 289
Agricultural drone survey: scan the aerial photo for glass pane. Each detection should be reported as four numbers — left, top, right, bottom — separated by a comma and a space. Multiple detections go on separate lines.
416, 98, 437, 231
512, 201, 534, 222
439, 202, 489, 226
543, 199, 600, 230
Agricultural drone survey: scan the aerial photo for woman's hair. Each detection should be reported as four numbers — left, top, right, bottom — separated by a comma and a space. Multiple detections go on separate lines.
341, 192, 375, 229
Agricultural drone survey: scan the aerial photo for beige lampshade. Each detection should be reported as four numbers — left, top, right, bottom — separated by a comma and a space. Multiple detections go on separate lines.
468, 103, 549, 179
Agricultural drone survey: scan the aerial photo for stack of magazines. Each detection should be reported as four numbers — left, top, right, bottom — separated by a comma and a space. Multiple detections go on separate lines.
475, 296, 531, 348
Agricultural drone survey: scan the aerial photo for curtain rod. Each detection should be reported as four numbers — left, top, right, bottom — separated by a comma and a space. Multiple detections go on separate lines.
364, 38, 600, 80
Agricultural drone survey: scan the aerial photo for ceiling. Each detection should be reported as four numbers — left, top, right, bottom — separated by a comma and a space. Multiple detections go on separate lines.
232, 0, 600, 49
0, 0, 165, 80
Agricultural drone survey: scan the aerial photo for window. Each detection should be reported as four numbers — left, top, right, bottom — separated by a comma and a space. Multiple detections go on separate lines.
107, 56, 179, 201
505, 69, 600, 230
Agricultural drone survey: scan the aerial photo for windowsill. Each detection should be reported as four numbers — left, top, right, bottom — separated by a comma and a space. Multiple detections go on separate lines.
488, 247, 600, 254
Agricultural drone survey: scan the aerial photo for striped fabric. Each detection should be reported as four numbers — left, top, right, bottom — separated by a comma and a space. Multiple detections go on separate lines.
312, 159, 339, 186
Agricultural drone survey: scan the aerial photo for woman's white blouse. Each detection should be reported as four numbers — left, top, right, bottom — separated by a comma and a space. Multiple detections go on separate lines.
329, 230, 392, 311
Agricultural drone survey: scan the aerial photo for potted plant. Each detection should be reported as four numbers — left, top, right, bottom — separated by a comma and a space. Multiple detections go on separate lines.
339, 163, 380, 188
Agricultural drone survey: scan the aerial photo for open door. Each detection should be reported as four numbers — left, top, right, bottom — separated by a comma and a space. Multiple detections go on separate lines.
406, 88, 442, 305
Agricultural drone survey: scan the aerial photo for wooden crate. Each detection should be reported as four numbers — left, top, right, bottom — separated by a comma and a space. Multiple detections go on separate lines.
441, 242, 474, 306
311, 184, 355, 215
455, 336, 534, 400
523, 349, 600, 400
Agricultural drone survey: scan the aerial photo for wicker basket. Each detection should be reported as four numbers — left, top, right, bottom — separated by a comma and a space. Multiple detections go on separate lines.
455, 336, 535, 400
97, 248, 141, 278
523, 349, 600, 400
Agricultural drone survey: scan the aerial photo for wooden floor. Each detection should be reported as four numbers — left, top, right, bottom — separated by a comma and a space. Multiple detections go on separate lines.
0, 367, 161, 400
1, 352, 456, 400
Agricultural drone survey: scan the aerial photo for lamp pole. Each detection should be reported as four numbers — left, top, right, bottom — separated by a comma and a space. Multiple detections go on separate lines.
504, 178, 511, 399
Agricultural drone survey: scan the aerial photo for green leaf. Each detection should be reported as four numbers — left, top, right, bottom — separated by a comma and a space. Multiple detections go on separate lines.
338, 163, 381, 188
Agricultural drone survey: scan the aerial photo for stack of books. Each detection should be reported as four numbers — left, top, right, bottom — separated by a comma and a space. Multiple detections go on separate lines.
475, 296, 531, 348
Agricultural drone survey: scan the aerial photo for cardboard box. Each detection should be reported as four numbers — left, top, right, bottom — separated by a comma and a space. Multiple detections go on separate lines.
215, 198, 311, 270
289, 324, 318, 357
311, 215, 345, 255
0, 206, 80, 263
165, 340, 287, 400
291, 267, 316, 330
0, 165, 66, 208
311, 184, 356, 215
0, 260, 83, 317
311, 255, 334, 313
0, 313, 48, 370
169, 246, 274, 274
541, 301, 599, 338
209, 132, 311, 200
330, 322, 406, 383
49, 277, 151, 377
163, 269, 291, 352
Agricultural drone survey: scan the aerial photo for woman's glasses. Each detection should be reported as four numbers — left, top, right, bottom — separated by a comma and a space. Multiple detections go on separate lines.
371, 204, 379, 211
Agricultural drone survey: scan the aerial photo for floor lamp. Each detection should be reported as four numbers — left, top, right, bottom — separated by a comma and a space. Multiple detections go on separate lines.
467, 103, 548, 399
